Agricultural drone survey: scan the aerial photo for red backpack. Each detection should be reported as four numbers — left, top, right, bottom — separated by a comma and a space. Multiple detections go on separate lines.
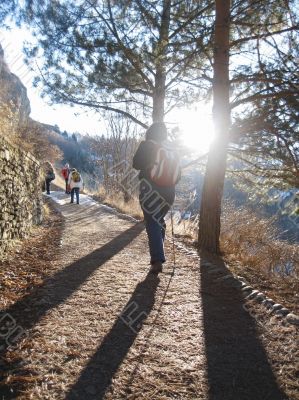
149, 141, 181, 187
61, 167, 69, 179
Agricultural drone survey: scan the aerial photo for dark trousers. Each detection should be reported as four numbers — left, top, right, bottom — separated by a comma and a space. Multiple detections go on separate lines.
45, 179, 51, 194
71, 188, 80, 204
65, 179, 69, 193
142, 207, 167, 264
139, 179, 174, 264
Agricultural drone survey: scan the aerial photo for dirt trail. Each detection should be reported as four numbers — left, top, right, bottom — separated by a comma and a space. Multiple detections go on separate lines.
1, 191, 297, 399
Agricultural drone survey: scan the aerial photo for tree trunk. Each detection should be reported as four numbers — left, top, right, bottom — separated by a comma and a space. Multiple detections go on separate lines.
152, 0, 171, 123
199, 0, 231, 254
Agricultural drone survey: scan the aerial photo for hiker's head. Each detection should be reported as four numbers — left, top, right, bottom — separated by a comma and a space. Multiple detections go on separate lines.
65, 163, 70, 168
145, 122, 167, 142
71, 168, 77, 172
44, 161, 53, 169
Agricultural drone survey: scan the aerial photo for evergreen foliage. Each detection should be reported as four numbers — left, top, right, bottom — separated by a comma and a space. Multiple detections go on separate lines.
22, 0, 213, 125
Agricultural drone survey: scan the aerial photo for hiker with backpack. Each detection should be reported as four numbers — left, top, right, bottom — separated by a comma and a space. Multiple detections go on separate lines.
68, 168, 84, 204
133, 122, 181, 274
43, 161, 55, 195
61, 163, 71, 194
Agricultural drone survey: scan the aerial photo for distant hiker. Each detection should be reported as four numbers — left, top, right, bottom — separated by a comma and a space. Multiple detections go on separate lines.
68, 168, 84, 204
43, 161, 55, 195
133, 122, 181, 274
61, 163, 70, 194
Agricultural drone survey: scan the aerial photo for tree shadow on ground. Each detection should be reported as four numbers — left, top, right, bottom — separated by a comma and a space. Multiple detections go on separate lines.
200, 253, 286, 400
65, 272, 160, 400
0, 222, 144, 398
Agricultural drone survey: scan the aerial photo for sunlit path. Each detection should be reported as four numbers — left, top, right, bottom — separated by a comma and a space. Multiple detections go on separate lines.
0, 191, 292, 399
1, 191, 207, 399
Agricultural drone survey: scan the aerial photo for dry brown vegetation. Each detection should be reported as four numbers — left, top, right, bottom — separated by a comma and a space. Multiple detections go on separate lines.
175, 204, 299, 312
221, 205, 298, 274
0, 102, 62, 164
220, 205, 299, 312
0, 201, 63, 308
93, 187, 143, 220
18, 119, 63, 163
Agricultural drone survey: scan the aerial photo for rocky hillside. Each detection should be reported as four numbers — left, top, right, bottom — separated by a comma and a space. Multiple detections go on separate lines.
0, 43, 62, 163
0, 43, 31, 131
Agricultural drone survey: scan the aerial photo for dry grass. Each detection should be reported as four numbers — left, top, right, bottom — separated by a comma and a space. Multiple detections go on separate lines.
221, 205, 298, 276
0, 101, 62, 164
173, 214, 198, 241
43, 203, 51, 218
174, 204, 299, 312
93, 187, 143, 220
220, 204, 299, 312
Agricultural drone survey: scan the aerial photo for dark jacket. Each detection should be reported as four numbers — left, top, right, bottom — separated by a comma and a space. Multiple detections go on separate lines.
133, 140, 175, 206
43, 162, 55, 181
133, 140, 156, 181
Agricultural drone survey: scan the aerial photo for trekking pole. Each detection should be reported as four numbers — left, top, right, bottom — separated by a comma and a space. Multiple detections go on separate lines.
170, 209, 176, 276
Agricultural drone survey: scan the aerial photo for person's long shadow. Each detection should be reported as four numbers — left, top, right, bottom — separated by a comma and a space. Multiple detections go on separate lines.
0, 222, 144, 370
200, 254, 286, 400
65, 272, 160, 400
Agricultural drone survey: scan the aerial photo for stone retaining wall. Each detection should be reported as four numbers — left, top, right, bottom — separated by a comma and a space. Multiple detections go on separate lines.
0, 136, 43, 255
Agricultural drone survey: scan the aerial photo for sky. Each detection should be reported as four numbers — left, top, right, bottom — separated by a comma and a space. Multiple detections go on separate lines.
0, 25, 106, 135
0, 25, 214, 152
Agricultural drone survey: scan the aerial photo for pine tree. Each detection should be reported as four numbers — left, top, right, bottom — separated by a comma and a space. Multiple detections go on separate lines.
22, 0, 212, 126
0, 1, 16, 25
198, 0, 298, 253
199, 0, 231, 254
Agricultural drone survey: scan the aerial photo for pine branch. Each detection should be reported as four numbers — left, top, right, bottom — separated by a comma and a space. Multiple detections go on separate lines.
231, 25, 299, 47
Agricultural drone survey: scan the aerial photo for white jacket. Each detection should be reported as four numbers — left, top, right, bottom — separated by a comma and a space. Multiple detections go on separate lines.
68, 171, 84, 190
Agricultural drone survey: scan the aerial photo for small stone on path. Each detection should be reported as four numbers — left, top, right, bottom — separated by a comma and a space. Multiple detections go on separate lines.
286, 313, 299, 325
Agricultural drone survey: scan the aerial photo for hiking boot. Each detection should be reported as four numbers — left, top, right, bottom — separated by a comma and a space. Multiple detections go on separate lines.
150, 261, 163, 274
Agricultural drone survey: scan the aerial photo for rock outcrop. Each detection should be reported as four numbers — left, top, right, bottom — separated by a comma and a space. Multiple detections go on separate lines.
0, 43, 31, 129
